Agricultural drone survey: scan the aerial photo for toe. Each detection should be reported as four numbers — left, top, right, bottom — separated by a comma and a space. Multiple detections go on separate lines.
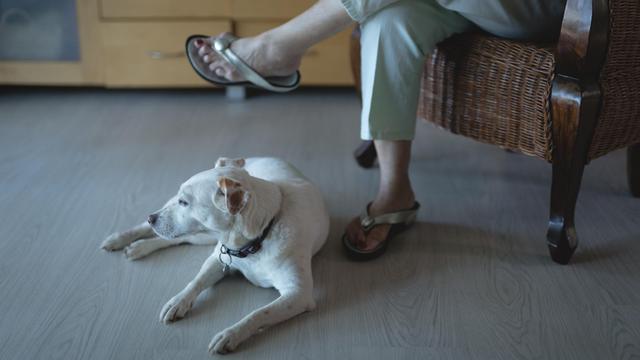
100, 240, 114, 251
209, 334, 224, 355
361, 226, 390, 251
194, 38, 207, 48
123, 244, 143, 260
160, 303, 171, 322
225, 68, 243, 82
344, 217, 391, 251
101, 233, 127, 251
344, 218, 365, 249
164, 306, 178, 323
198, 44, 214, 57
209, 328, 240, 354
208, 60, 238, 80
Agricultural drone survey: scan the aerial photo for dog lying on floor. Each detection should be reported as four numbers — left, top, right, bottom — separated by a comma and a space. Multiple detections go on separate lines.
101, 157, 329, 354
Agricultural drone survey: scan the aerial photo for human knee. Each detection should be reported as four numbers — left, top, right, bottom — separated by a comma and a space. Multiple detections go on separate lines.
360, 0, 470, 56
360, 1, 422, 48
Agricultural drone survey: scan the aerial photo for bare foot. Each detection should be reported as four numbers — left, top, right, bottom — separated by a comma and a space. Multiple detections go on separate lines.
195, 32, 302, 81
345, 192, 416, 252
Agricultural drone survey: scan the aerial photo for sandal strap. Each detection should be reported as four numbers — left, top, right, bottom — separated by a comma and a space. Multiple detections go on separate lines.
359, 202, 420, 232
212, 34, 298, 93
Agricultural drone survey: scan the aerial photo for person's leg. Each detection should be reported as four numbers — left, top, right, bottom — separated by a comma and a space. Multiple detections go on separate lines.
345, 139, 416, 251
345, 0, 472, 251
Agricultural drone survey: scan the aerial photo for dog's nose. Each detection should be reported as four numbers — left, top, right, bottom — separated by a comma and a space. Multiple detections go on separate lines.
148, 214, 158, 225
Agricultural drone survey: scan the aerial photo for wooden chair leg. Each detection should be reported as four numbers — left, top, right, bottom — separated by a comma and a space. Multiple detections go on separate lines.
547, 76, 601, 264
628, 143, 640, 197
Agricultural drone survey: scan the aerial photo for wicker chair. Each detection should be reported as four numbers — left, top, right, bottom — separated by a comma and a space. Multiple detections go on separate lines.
351, 0, 640, 264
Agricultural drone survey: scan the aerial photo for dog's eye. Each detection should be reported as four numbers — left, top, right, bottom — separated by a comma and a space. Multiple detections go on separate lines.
216, 188, 224, 196
178, 199, 189, 207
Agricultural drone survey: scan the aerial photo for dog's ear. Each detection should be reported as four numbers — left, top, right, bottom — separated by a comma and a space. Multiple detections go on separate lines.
216, 177, 248, 215
215, 157, 246, 168
214, 157, 229, 168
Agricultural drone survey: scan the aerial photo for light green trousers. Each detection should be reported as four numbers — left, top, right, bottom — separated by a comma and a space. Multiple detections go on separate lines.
341, 0, 566, 140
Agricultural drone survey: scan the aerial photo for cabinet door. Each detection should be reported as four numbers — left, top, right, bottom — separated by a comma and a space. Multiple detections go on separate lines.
101, 21, 230, 87
101, 0, 231, 18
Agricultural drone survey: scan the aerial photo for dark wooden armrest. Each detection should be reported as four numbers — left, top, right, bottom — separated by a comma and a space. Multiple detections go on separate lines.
555, 0, 609, 80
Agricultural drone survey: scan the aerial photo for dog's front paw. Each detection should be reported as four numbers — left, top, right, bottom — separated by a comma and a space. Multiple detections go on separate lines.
100, 232, 131, 251
124, 241, 151, 260
208, 326, 246, 355
160, 292, 194, 324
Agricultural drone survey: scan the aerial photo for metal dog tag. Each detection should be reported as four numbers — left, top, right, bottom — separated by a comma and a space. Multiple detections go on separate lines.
219, 245, 232, 273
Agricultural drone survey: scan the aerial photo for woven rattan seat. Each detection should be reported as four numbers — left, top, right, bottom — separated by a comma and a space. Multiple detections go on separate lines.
419, 34, 556, 161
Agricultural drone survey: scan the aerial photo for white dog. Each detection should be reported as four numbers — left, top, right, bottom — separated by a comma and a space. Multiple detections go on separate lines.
101, 157, 329, 354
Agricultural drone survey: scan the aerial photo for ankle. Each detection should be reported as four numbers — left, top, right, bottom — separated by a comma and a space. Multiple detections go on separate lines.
371, 189, 415, 214
378, 178, 414, 200
259, 29, 306, 61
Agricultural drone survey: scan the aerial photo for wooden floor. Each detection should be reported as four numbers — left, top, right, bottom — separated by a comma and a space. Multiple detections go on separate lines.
1, 87, 639, 360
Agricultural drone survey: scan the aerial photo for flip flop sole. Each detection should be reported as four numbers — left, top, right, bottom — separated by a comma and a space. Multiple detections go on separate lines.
185, 35, 300, 92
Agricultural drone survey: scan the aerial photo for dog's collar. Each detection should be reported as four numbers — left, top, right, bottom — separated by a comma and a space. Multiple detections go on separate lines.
220, 218, 275, 258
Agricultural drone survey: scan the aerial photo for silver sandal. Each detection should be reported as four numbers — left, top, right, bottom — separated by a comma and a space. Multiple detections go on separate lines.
185, 33, 300, 92
342, 202, 420, 261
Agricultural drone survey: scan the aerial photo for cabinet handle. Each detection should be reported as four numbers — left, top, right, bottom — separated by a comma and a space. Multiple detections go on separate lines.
146, 50, 185, 60
304, 50, 319, 57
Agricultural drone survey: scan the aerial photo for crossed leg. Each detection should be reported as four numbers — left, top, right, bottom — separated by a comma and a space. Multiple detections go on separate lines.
194, 0, 352, 81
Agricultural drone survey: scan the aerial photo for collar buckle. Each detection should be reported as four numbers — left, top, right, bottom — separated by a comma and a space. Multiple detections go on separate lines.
220, 218, 275, 259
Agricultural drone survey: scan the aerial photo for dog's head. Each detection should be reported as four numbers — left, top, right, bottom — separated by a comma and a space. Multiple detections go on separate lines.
148, 157, 251, 239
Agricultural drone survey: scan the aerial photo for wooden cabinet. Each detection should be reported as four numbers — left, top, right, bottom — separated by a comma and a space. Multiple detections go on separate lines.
0, 0, 354, 87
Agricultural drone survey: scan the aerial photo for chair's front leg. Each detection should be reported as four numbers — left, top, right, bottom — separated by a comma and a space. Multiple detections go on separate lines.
354, 140, 377, 168
628, 143, 640, 197
547, 76, 601, 264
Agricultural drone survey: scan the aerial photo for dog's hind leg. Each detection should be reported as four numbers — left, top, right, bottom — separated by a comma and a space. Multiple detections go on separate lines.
101, 222, 154, 251
208, 264, 315, 354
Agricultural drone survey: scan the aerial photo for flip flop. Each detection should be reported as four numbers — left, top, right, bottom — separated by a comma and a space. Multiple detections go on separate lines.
342, 202, 421, 261
185, 33, 301, 93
